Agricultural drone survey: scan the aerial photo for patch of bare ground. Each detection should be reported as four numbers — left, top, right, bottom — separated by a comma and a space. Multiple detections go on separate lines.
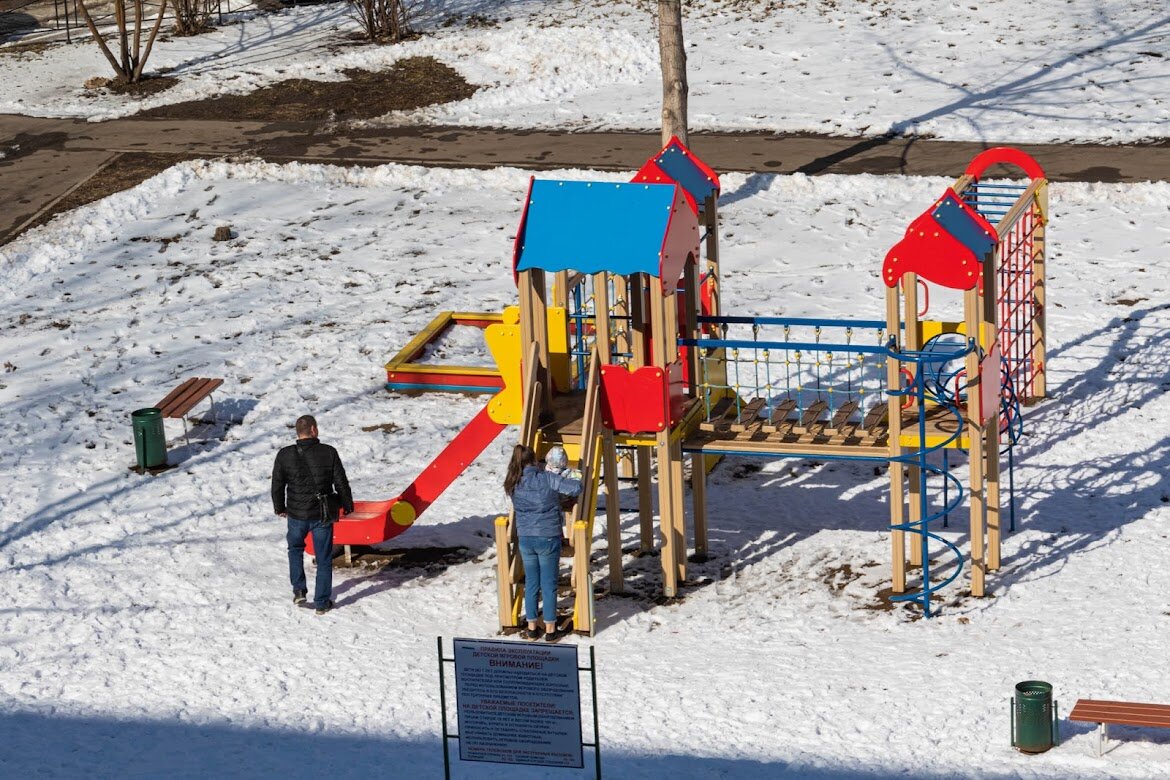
0, 40, 57, 58
333, 545, 475, 571
141, 56, 477, 121
99, 75, 181, 97
23, 151, 193, 233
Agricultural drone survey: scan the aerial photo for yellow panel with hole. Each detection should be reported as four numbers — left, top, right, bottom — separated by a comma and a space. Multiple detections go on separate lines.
486, 321, 522, 424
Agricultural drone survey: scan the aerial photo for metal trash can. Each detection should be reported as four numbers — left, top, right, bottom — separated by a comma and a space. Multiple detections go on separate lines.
131, 407, 167, 469
1012, 680, 1059, 753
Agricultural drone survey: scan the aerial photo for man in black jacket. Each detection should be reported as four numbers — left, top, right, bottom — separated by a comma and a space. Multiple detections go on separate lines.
271, 415, 354, 614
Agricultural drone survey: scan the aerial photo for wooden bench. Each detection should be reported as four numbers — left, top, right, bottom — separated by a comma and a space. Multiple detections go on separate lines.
1069, 699, 1170, 756
156, 377, 223, 443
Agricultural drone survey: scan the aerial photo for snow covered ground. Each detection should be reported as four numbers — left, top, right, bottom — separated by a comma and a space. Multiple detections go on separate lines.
1, 0, 1169, 143
3, 158, 1170, 777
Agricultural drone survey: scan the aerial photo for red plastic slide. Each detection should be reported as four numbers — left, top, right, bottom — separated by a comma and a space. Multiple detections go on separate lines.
308, 405, 506, 551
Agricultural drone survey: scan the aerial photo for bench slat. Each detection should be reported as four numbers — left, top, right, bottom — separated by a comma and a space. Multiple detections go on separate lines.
156, 377, 223, 419
162, 382, 207, 418
163, 381, 216, 418
155, 379, 200, 416
1069, 699, 1170, 728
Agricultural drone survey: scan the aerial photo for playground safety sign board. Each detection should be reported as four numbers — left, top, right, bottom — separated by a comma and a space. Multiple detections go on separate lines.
453, 638, 584, 768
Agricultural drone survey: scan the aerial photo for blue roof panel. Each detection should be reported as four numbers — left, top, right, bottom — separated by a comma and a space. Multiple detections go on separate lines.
516, 180, 677, 277
655, 143, 719, 204
932, 192, 997, 260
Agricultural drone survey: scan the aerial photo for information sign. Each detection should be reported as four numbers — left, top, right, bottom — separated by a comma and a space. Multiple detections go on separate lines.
453, 638, 584, 768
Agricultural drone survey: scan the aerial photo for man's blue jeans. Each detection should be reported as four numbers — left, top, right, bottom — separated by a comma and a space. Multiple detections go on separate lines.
519, 535, 560, 624
287, 517, 333, 608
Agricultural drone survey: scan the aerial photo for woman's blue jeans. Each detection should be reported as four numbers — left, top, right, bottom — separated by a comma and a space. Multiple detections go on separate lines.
518, 535, 560, 624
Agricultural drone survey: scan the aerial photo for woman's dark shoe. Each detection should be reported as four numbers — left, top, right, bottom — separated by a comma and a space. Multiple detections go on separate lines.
315, 600, 334, 615
519, 626, 542, 640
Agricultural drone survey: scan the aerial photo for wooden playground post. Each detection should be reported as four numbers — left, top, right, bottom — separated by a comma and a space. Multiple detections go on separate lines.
885, 286, 907, 593
603, 430, 624, 594
611, 275, 636, 480
629, 273, 656, 553
590, 273, 626, 594
636, 450, 654, 553
690, 452, 708, 560
571, 348, 603, 634
903, 273, 923, 570
553, 270, 570, 312
683, 247, 708, 560
649, 280, 684, 597
982, 255, 1003, 573
1032, 180, 1048, 401
664, 286, 688, 587
494, 517, 514, 627
518, 269, 553, 411
964, 287, 987, 598
702, 193, 721, 318
683, 253, 701, 396
669, 437, 687, 585
985, 424, 1002, 572
593, 272, 613, 365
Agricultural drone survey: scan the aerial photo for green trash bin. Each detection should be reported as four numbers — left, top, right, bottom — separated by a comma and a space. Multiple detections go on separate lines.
131, 407, 167, 469
1012, 680, 1059, 753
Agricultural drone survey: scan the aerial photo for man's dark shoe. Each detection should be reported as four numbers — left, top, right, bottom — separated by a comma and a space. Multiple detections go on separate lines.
315, 600, 334, 615
293, 590, 308, 605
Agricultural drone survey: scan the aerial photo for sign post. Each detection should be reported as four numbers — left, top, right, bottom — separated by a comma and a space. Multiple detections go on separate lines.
437, 637, 601, 778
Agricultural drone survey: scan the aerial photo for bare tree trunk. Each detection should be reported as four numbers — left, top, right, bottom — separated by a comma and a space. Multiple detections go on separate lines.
657, 0, 688, 146
76, 0, 125, 77
133, 0, 144, 74
133, 0, 169, 82
115, 0, 130, 76
78, 0, 170, 83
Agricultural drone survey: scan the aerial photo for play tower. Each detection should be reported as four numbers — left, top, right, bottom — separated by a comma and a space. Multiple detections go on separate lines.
494, 144, 722, 634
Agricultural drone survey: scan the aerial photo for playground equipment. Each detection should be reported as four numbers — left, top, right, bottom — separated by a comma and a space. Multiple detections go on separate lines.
373, 140, 1047, 631
682, 147, 1047, 616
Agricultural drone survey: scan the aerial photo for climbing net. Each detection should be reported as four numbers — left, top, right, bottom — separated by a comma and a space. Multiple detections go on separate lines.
564, 273, 640, 389
962, 180, 1044, 405
683, 315, 891, 426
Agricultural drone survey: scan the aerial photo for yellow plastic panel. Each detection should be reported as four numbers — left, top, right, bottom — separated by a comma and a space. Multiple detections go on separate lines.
547, 306, 570, 393
486, 322, 523, 424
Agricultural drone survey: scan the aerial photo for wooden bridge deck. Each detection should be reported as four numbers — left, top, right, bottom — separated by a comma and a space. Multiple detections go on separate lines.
540, 392, 970, 458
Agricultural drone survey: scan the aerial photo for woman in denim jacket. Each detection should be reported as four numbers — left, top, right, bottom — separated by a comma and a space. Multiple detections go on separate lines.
504, 444, 582, 641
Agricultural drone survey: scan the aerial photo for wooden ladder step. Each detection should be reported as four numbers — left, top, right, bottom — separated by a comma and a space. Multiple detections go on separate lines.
699, 397, 737, 432
792, 400, 828, 435
761, 399, 797, 434
730, 398, 767, 432
825, 400, 860, 436
861, 403, 889, 438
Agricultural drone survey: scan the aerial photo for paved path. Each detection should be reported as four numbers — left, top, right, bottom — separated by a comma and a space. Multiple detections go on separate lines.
3, 112, 1169, 245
